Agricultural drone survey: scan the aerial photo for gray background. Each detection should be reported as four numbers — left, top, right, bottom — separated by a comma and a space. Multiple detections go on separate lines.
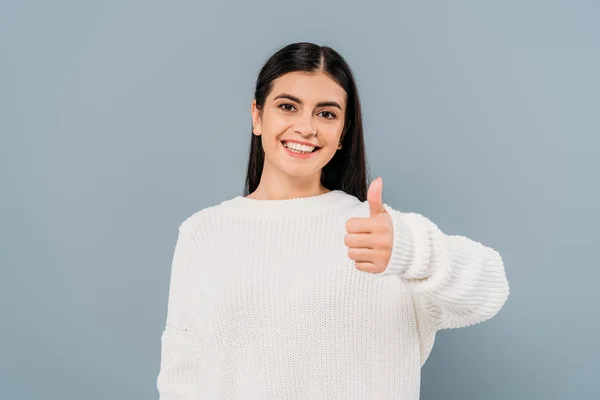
1, 0, 598, 399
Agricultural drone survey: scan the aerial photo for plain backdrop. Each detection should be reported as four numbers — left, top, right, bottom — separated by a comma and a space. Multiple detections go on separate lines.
1, 1, 599, 399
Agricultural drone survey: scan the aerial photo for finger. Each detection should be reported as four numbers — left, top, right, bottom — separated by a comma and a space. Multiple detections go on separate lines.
344, 233, 374, 248
348, 247, 376, 262
354, 261, 378, 273
368, 177, 386, 217
345, 217, 380, 233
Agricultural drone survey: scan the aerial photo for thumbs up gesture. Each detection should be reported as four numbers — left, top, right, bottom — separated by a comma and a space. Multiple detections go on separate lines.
344, 177, 394, 274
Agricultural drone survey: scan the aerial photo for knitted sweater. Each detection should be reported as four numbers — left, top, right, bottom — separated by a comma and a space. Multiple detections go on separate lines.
156, 190, 509, 399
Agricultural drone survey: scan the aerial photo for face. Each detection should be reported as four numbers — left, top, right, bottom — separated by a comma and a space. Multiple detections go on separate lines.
251, 71, 347, 181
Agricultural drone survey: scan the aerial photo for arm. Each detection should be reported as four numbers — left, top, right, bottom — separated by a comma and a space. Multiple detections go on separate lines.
381, 208, 510, 330
157, 224, 203, 400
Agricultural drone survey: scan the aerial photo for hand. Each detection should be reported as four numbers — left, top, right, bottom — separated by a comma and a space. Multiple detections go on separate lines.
344, 177, 394, 274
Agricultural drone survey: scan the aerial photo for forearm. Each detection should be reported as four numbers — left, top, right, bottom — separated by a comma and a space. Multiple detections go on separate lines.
381, 208, 510, 329
157, 224, 204, 398
157, 328, 203, 399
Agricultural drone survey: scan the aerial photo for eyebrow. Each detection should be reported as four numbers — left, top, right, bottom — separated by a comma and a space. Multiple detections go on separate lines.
273, 93, 342, 111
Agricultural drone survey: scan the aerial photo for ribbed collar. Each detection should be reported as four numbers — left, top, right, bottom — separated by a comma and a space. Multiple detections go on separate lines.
220, 190, 359, 218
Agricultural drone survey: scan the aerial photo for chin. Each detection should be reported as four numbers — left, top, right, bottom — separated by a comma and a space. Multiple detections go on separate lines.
265, 145, 336, 177
281, 166, 322, 178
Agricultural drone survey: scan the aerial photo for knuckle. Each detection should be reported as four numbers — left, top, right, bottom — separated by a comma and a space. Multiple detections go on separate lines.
345, 219, 354, 231
374, 237, 387, 248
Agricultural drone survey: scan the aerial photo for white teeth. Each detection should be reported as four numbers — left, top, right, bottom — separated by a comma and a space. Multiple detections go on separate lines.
283, 141, 316, 153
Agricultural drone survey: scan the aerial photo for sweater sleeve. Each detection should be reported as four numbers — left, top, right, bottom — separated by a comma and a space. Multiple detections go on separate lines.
380, 207, 510, 332
157, 224, 203, 400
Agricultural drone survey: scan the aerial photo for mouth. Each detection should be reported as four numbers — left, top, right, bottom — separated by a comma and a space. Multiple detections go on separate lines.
281, 141, 321, 155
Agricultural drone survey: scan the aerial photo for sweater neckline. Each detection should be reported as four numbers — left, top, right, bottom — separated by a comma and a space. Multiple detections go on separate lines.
221, 189, 358, 217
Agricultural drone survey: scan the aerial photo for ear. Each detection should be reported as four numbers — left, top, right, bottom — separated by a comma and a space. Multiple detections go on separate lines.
251, 100, 262, 136
338, 120, 351, 149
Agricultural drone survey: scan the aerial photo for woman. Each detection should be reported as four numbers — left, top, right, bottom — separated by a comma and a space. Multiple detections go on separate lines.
156, 42, 509, 399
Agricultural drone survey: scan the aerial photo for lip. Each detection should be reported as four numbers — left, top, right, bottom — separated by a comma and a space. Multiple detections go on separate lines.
281, 139, 320, 148
280, 141, 321, 159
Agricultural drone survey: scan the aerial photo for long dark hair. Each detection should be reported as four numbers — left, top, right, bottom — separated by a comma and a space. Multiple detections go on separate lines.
243, 42, 369, 201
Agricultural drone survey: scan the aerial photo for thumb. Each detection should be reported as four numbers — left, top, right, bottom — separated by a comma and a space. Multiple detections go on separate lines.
367, 177, 386, 217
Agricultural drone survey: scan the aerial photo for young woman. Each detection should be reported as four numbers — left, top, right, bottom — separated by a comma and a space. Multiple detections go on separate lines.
156, 42, 510, 399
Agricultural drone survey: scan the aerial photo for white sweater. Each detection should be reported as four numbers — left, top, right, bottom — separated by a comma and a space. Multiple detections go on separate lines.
156, 190, 509, 399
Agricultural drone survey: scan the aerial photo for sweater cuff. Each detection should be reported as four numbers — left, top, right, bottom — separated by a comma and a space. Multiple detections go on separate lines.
379, 208, 432, 278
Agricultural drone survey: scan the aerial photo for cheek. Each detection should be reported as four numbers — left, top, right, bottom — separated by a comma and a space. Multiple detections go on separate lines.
320, 123, 344, 146
315, 125, 344, 161
259, 118, 288, 156
263, 115, 290, 140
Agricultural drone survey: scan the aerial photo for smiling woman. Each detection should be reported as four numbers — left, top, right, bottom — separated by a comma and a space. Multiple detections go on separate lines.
245, 43, 368, 201
156, 42, 510, 400
248, 70, 349, 194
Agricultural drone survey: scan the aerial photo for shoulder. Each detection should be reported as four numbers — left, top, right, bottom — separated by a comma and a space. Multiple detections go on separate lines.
381, 204, 443, 239
383, 204, 433, 223
177, 196, 238, 235
334, 193, 430, 222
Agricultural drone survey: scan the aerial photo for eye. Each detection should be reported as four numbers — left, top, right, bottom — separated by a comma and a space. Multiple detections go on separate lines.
319, 111, 337, 120
279, 103, 296, 112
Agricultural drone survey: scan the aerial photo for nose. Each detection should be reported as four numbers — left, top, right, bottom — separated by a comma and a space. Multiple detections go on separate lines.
292, 113, 317, 136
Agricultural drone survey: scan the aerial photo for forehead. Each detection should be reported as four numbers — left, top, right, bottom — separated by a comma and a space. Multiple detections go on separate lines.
269, 71, 347, 105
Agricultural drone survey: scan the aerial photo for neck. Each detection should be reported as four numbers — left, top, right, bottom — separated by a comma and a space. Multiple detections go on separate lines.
225, 188, 356, 219
248, 167, 328, 201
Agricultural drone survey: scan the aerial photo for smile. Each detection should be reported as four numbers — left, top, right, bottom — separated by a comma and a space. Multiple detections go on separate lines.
281, 141, 321, 158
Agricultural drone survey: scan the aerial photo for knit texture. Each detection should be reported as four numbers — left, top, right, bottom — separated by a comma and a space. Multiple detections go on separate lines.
157, 190, 509, 399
